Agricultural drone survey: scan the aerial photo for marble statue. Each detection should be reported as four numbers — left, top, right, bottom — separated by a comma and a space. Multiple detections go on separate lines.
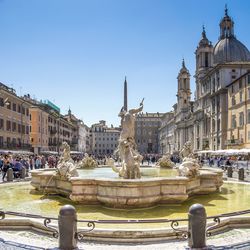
180, 141, 193, 159
112, 99, 144, 179
78, 153, 98, 169
156, 154, 175, 168
56, 142, 79, 179
178, 141, 200, 177
105, 156, 115, 166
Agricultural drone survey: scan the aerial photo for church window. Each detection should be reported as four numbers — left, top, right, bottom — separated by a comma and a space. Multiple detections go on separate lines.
239, 79, 242, 89
184, 99, 187, 104
232, 96, 236, 106
183, 79, 186, 89
232, 115, 237, 129
239, 112, 244, 127
217, 119, 221, 131
248, 110, 250, 124
205, 52, 209, 67
240, 91, 243, 103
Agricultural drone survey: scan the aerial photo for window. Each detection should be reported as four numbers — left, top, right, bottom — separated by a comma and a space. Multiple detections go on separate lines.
18, 124, 21, 133
0, 119, 4, 130
26, 126, 29, 134
240, 91, 243, 103
0, 98, 4, 107
217, 119, 221, 131
6, 120, 11, 131
13, 103, 16, 111
232, 96, 236, 106
248, 110, 250, 124
12, 122, 16, 132
22, 125, 25, 134
18, 105, 21, 113
239, 112, 244, 127
232, 115, 237, 129
239, 79, 242, 89
248, 75, 250, 85
205, 52, 209, 67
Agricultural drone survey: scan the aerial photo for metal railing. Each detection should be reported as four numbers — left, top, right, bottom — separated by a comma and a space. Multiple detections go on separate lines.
1, 205, 250, 249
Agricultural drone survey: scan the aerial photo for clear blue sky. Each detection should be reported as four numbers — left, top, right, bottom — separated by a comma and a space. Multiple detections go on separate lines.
0, 0, 249, 127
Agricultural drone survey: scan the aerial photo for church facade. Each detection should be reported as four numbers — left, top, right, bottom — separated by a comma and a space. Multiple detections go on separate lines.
160, 7, 250, 153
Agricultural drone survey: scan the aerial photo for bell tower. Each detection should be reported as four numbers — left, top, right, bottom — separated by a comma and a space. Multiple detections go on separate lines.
177, 59, 191, 113
195, 25, 213, 99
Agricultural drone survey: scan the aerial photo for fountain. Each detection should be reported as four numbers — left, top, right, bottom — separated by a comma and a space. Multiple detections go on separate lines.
31, 98, 223, 208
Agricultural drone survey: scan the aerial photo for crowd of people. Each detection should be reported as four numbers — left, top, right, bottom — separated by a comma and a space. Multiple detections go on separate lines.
0, 154, 59, 181
199, 155, 249, 168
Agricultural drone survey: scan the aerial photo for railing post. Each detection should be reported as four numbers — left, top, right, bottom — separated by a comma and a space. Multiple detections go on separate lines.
7, 168, 13, 182
188, 203, 207, 249
20, 167, 26, 179
58, 205, 77, 249
238, 168, 244, 181
227, 166, 233, 178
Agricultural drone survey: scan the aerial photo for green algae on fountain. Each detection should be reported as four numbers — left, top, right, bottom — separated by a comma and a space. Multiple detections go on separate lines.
1, 182, 250, 229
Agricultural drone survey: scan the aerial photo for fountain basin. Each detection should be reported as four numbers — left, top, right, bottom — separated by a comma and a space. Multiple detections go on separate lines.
31, 167, 223, 208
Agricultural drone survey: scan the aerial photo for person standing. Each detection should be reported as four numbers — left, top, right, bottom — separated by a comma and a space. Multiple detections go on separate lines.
2, 155, 10, 181
35, 156, 41, 169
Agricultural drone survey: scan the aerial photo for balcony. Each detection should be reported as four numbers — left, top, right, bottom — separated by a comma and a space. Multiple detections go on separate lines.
49, 128, 57, 135
225, 139, 244, 146
0, 142, 32, 151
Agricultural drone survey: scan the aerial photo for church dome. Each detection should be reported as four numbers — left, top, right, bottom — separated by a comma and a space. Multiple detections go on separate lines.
214, 37, 250, 64
213, 6, 250, 64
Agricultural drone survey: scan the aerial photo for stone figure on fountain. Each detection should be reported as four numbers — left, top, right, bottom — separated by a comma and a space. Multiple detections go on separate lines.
112, 99, 144, 179
156, 153, 175, 168
56, 142, 79, 179
78, 153, 98, 169
178, 141, 200, 178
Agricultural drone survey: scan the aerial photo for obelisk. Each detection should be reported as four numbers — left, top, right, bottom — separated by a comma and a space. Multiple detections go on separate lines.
124, 76, 128, 111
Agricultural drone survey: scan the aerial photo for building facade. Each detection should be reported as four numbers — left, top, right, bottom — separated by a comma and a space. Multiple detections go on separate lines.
159, 111, 175, 154
227, 72, 250, 148
0, 83, 31, 151
135, 112, 163, 154
193, 8, 250, 151
90, 120, 120, 156
64, 109, 89, 153
29, 106, 49, 154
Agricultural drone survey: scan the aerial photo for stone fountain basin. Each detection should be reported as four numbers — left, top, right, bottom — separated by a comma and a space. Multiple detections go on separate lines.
31, 168, 223, 208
